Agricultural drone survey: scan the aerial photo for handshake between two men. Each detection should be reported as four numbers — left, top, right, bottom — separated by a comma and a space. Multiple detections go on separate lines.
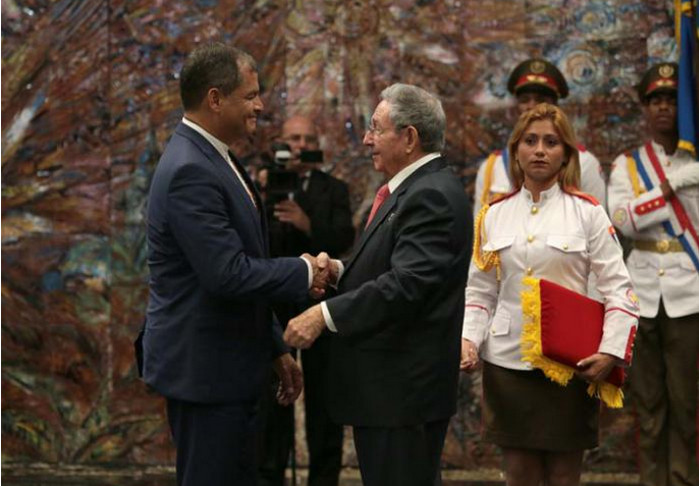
292, 252, 340, 348
274, 251, 339, 406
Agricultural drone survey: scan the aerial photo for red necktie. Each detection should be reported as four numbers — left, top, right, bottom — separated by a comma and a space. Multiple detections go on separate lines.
365, 184, 390, 228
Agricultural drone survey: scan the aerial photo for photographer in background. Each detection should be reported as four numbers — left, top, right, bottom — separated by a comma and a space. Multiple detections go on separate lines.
257, 116, 355, 486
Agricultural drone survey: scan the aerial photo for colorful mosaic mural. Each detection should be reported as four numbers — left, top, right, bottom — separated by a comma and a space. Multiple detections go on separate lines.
1, 0, 679, 473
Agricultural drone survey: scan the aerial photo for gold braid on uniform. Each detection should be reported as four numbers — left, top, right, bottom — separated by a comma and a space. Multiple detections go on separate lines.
480, 152, 498, 207
472, 204, 501, 282
625, 154, 644, 198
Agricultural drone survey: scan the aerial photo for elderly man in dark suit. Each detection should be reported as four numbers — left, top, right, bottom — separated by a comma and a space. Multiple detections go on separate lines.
284, 83, 473, 486
142, 43, 329, 486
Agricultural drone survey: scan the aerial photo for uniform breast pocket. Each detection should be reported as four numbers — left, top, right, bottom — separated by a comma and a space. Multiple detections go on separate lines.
483, 235, 516, 253
546, 235, 587, 254
489, 309, 511, 336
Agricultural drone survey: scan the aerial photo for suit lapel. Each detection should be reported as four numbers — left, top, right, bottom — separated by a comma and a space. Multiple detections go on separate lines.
176, 123, 266, 249
342, 157, 446, 276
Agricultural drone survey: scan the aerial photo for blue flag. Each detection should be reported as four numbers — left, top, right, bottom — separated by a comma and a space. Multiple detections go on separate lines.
676, 0, 698, 159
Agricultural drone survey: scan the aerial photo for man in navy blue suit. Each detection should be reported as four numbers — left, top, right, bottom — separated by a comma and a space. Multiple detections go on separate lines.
143, 43, 329, 486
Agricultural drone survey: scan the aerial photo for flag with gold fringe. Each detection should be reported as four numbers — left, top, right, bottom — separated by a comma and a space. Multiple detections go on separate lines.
676, 0, 699, 158
520, 277, 625, 408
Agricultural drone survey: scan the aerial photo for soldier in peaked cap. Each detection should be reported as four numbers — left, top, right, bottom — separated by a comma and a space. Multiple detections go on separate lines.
473, 57, 607, 217
608, 62, 699, 486
636, 62, 680, 101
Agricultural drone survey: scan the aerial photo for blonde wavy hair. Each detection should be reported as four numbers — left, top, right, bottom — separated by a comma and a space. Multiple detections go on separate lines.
507, 103, 581, 192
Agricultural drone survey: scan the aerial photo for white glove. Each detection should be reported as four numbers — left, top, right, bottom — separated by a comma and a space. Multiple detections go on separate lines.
667, 163, 699, 191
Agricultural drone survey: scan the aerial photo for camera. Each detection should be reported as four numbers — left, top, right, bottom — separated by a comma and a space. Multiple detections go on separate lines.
265, 144, 324, 207
300, 149, 323, 164
266, 142, 300, 207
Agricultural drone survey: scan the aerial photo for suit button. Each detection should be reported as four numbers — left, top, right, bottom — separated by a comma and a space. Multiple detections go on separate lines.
658, 268, 665, 276
563, 243, 569, 250
531, 206, 539, 214
527, 235, 534, 243
526, 267, 533, 275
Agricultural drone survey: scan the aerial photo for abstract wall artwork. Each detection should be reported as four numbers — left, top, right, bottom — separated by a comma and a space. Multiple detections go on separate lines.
1, 0, 679, 474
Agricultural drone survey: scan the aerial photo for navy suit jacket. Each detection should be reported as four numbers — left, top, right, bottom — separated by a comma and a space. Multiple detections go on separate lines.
324, 157, 473, 427
143, 122, 308, 404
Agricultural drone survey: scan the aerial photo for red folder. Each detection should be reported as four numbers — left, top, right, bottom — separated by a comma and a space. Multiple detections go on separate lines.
521, 277, 625, 407
538, 279, 625, 388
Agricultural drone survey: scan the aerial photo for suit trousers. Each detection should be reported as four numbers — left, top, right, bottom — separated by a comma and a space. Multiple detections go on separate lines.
257, 341, 344, 486
302, 339, 344, 486
629, 302, 699, 486
257, 369, 294, 486
167, 397, 259, 486
353, 418, 449, 486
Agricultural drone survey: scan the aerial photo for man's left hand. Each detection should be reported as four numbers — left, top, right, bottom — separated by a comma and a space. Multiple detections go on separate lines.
575, 353, 619, 384
284, 304, 325, 349
274, 199, 311, 235
273, 352, 303, 406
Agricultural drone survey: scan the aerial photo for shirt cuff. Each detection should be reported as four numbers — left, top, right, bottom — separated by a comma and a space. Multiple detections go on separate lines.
301, 257, 313, 289
332, 259, 345, 287
320, 301, 338, 332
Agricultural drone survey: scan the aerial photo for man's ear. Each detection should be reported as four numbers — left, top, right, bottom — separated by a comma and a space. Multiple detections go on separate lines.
405, 125, 419, 154
207, 87, 222, 113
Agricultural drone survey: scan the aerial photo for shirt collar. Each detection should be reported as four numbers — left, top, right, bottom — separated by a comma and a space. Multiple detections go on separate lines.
521, 182, 561, 205
182, 117, 231, 163
387, 152, 441, 193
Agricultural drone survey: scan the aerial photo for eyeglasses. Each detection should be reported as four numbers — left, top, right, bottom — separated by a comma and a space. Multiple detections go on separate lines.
365, 123, 407, 137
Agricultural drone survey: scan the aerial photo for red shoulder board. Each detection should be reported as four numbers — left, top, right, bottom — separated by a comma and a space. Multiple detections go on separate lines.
569, 190, 599, 206
490, 189, 520, 205
576, 143, 587, 152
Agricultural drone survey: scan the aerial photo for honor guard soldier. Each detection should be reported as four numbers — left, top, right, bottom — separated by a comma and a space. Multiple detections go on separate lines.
474, 58, 607, 216
608, 62, 699, 486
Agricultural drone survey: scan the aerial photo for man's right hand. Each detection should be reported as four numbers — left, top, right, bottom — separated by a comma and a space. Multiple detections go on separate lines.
302, 252, 331, 299
273, 353, 303, 406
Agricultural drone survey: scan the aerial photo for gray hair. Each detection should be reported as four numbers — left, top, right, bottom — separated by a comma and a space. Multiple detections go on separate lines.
379, 83, 446, 153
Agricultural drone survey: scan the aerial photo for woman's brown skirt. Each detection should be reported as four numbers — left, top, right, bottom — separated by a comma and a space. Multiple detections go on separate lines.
481, 361, 599, 451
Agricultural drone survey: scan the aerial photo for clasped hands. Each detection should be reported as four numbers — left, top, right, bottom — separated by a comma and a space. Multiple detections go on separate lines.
301, 252, 339, 299
286, 253, 339, 350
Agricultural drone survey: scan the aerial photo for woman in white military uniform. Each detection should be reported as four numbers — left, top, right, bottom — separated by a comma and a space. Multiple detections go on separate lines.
607, 63, 699, 486
462, 104, 639, 486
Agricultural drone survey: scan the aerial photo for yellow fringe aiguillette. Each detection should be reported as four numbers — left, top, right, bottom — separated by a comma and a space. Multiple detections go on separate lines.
520, 277, 624, 408
472, 204, 501, 281
480, 152, 499, 208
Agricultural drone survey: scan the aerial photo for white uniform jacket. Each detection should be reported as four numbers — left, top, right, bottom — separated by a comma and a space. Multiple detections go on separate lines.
473, 146, 607, 217
607, 141, 699, 318
463, 184, 639, 370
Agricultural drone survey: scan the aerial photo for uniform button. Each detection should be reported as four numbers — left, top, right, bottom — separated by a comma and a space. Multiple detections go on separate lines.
527, 235, 534, 243
658, 268, 665, 276
563, 243, 569, 250
490, 328, 496, 335
526, 267, 533, 275
531, 206, 539, 214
